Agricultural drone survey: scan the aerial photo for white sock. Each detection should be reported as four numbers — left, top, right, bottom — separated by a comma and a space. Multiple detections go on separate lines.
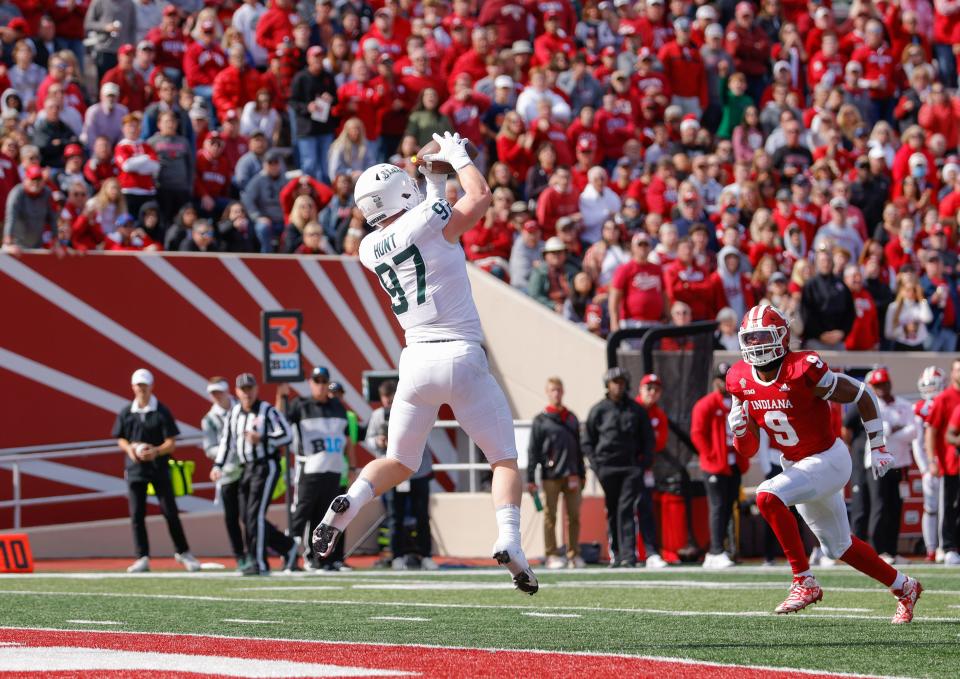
323, 477, 374, 530
891, 572, 907, 592
922, 513, 938, 554
796, 569, 814, 579
495, 504, 521, 546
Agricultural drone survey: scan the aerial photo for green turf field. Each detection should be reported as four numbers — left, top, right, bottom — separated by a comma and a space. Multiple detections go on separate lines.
1, 565, 957, 678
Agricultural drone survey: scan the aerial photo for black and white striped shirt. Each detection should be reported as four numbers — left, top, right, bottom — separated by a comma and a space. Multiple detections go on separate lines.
214, 400, 292, 466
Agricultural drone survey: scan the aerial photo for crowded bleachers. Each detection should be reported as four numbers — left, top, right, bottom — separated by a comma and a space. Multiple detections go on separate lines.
0, 0, 957, 351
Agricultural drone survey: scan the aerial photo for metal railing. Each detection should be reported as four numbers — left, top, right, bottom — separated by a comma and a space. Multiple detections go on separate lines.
0, 420, 533, 530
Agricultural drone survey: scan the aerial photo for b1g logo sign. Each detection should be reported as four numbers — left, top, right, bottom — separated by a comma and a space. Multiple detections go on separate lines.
261, 310, 303, 383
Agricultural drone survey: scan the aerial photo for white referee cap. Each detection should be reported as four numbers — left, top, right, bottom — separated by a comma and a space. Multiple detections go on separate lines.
131, 368, 154, 386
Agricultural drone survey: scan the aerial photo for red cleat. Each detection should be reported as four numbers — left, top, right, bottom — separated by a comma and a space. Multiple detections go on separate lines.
892, 577, 923, 624
775, 575, 823, 614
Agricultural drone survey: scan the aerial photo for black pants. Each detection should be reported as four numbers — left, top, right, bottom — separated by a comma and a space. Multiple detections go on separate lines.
705, 468, 741, 554
239, 458, 293, 572
635, 482, 658, 556
596, 466, 643, 564
128, 472, 189, 558
291, 470, 342, 565
390, 476, 432, 558
95, 50, 118, 82
157, 188, 192, 226
867, 467, 903, 556
221, 479, 245, 559
849, 446, 870, 541
124, 193, 156, 223
941, 474, 960, 552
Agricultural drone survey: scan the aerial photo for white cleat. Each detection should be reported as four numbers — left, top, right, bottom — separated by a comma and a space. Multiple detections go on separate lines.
420, 556, 439, 571
944, 550, 960, 566
545, 555, 567, 570
174, 552, 201, 572
568, 555, 586, 569
127, 556, 150, 573
644, 553, 669, 569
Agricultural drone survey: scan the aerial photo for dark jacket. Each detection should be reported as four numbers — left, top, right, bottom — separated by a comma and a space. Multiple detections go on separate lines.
527, 407, 585, 483
111, 398, 180, 483
582, 395, 656, 470
289, 67, 339, 138
800, 272, 855, 341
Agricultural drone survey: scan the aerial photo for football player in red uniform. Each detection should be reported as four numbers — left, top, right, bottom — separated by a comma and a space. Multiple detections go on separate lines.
726, 304, 923, 624
913, 366, 944, 562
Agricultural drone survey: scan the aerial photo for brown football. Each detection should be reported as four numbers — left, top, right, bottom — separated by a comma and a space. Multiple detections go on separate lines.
411, 138, 480, 175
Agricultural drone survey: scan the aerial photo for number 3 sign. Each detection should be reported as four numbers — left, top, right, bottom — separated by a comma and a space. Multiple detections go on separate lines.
0, 534, 34, 573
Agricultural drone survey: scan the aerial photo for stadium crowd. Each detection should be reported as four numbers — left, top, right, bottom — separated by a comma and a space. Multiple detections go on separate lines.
0, 0, 959, 350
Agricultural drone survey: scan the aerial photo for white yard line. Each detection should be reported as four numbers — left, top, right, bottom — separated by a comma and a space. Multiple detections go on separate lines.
369, 616, 429, 622
0, 625, 908, 679
810, 607, 874, 613
0, 589, 953, 623
64, 620, 125, 626
522, 612, 582, 619
222, 619, 283, 625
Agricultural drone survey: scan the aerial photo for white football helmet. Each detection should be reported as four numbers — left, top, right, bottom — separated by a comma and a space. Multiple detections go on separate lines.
738, 304, 790, 366
918, 366, 944, 399
354, 163, 421, 226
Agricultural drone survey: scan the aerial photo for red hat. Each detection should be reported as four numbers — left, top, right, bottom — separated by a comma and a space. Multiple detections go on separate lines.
577, 137, 596, 151
25, 165, 43, 180
118, 43, 135, 56
544, 10, 560, 20
522, 220, 540, 233
8, 17, 27, 32
640, 374, 662, 387
223, 109, 238, 121
64, 144, 83, 158
867, 368, 890, 385
601, 46, 616, 57
307, 45, 324, 58
163, 4, 178, 15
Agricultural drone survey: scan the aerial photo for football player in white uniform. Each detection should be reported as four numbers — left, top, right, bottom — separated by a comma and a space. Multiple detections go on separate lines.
312, 132, 538, 594
914, 366, 944, 562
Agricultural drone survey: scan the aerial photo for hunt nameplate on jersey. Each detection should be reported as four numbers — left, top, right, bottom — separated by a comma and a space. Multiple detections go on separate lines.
0, 533, 34, 573
262, 310, 304, 383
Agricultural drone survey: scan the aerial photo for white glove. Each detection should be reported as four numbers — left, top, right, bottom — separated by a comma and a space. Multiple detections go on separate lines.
727, 400, 749, 438
418, 164, 446, 200
423, 131, 472, 171
870, 446, 895, 480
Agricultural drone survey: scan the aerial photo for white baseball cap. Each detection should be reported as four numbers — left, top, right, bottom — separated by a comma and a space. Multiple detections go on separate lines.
494, 75, 514, 89
131, 368, 154, 386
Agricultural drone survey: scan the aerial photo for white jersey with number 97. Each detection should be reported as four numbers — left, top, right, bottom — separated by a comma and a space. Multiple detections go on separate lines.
359, 197, 484, 344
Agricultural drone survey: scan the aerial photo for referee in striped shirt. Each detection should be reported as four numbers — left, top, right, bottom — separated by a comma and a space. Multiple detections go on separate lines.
210, 373, 298, 575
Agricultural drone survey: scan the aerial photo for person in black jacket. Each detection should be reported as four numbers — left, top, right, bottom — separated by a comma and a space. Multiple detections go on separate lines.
582, 367, 656, 567
289, 45, 338, 183
112, 368, 200, 574
799, 244, 855, 350
527, 377, 586, 570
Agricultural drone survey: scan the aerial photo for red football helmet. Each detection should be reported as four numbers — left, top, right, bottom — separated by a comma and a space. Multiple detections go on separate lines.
738, 304, 790, 366
918, 366, 944, 399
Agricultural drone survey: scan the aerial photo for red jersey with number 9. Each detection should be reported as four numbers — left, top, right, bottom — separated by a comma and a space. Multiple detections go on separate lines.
726, 351, 835, 462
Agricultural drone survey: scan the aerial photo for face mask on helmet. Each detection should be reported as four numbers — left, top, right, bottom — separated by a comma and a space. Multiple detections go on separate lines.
738, 326, 787, 366
918, 368, 944, 399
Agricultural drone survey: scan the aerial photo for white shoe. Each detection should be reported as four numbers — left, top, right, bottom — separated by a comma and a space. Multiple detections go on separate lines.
645, 553, 669, 569
175, 552, 201, 572
935, 547, 945, 563
879, 553, 895, 565
820, 555, 837, 568
809, 546, 823, 566
702, 553, 715, 568
127, 556, 150, 573
944, 550, 960, 566
392, 556, 407, 570
545, 555, 567, 570
420, 556, 439, 571
492, 542, 538, 595
705, 552, 735, 569
568, 555, 586, 569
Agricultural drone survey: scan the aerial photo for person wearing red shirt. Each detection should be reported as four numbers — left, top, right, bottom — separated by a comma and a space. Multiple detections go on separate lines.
724, 2, 772, 101
658, 17, 707, 117
50, 0, 90, 63
336, 60, 384, 151
813, 128, 854, 175
194, 132, 231, 218
569, 137, 597, 194
630, 50, 671, 105
447, 26, 492, 95
278, 174, 333, 223
462, 189, 514, 263
935, 0, 960, 88
635, 0, 674, 50
645, 158, 679, 218
851, 20, 897, 125
83, 135, 119, 191
930, 359, 960, 561
102, 44, 147, 114
528, 0, 576, 36
918, 84, 960, 150
218, 111, 248, 174
113, 113, 159, 218
528, 102, 573, 168
691, 362, 749, 567
212, 45, 265, 122
595, 91, 638, 164
439, 74, 491, 148
843, 265, 880, 350
532, 11, 575, 67
147, 6, 188, 74
477, 0, 533, 49
398, 48, 445, 100
358, 7, 405, 60
495, 110, 535, 182
184, 21, 227, 107
37, 53, 87, 116
636, 373, 669, 455
532, 167, 577, 240
608, 232, 666, 331
103, 213, 161, 251
664, 238, 723, 321
255, 0, 299, 55
891, 126, 937, 188
370, 54, 414, 159
808, 32, 844, 90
